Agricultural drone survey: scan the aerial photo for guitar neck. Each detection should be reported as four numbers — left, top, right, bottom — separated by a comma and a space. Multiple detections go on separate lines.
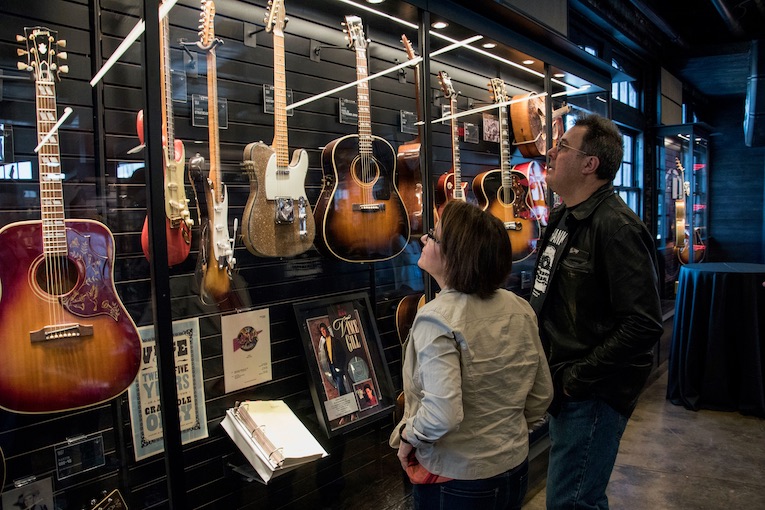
161, 12, 175, 159
273, 29, 289, 168
206, 47, 223, 203
36, 75, 67, 257
499, 102, 512, 191
356, 46, 372, 156
449, 97, 463, 199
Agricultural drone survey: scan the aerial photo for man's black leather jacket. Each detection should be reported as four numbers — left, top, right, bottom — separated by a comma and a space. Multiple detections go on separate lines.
535, 184, 663, 417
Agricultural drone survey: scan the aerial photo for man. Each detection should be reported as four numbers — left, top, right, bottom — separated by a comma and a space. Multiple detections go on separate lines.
529, 114, 663, 509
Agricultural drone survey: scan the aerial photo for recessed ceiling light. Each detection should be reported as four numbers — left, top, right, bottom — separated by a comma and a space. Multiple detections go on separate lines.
366, 0, 385, 4
431, 21, 449, 29
522, 59, 535, 65
482, 42, 496, 49
553, 72, 565, 78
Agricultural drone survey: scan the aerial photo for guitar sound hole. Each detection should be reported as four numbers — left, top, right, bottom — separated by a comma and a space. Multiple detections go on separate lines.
35, 256, 78, 297
351, 156, 380, 186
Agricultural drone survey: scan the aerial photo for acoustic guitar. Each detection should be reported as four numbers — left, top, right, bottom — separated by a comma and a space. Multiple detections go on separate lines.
193, 0, 236, 303
0, 27, 140, 413
510, 92, 566, 158
241, 0, 315, 258
313, 16, 410, 263
434, 71, 467, 220
139, 0, 193, 267
473, 79, 540, 263
395, 35, 424, 236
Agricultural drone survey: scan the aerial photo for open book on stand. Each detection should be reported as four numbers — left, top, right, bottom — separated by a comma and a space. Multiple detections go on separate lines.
221, 400, 328, 483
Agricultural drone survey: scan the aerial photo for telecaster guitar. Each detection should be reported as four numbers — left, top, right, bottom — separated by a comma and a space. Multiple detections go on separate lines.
139, 0, 193, 267
241, 0, 315, 257
473, 79, 541, 263
0, 27, 140, 413
314, 16, 409, 262
434, 71, 467, 220
195, 0, 236, 304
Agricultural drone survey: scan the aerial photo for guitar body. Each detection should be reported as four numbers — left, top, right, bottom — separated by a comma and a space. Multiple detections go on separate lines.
395, 293, 425, 345
473, 169, 540, 263
677, 228, 706, 264
434, 171, 467, 220
315, 134, 409, 262
241, 141, 316, 257
396, 139, 424, 236
141, 215, 192, 267
0, 219, 140, 413
195, 181, 232, 305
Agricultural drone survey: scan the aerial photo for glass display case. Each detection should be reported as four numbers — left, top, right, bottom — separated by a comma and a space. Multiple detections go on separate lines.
0, 1, 614, 508
656, 123, 710, 290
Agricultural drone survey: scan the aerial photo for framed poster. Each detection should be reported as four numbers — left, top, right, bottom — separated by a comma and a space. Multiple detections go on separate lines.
293, 292, 395, 437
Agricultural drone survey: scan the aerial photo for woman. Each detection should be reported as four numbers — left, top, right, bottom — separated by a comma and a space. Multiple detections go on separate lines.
390, 201, 553, 510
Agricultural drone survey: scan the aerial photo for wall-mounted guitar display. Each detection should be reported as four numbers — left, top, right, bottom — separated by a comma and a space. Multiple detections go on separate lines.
241, 0, 315, 258
192, 0, 237, 304
314, 15, 410, 263
0, 27, 140, 413
139, 0, 194, 267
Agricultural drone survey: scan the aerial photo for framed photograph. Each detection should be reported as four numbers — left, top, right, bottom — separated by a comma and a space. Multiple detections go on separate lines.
294, 292, 395, 437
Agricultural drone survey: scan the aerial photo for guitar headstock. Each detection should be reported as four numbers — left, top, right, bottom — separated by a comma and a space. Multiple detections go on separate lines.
265, 0, 286, 35
401, 34, 417, 60
343, 15, 367, 51
438, 71, 456, 99
489, 78, 508, 104
17, 26, 68, 83
197, 0, 217, 50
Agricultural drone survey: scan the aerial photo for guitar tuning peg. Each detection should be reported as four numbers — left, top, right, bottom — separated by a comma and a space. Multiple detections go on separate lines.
17, 48, 28, 57
17, 62, 31, 71
57, 51, 68, 60
57, 39, 67, 48
59, 64, 69, 74
16, 34, 25, 42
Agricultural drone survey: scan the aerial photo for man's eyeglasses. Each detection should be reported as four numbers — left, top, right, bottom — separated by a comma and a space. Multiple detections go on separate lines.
557, 140, 590, 157
425, 228, 440, 244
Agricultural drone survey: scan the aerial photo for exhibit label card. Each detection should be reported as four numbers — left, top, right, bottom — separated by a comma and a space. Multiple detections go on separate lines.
128, 317, 208, 461
222, 308, 273, 393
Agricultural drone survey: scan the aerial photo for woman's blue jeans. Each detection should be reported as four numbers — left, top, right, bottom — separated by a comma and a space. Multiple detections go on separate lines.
546, 398, 629, 509
412, 459, 528, 510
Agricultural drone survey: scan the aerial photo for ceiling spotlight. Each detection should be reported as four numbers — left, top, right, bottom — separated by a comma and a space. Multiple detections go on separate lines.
482, 42, 497, 49
553, 72, 565, 78
431, 21, 449, 29
366, 0, 385, 3
522, 59, 535, 65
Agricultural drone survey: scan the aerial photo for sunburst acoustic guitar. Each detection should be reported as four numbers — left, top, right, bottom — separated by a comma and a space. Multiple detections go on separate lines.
0, 27, 140, 413
313, 16, 409, 262
241, 0, 315, 258
473, 79, 541, 263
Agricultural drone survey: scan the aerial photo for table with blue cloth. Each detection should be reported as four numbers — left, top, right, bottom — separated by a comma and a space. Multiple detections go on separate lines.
667, 262, 765, 417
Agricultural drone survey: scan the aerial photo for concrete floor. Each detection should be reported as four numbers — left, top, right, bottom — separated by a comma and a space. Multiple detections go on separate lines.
522, 367, 765, 509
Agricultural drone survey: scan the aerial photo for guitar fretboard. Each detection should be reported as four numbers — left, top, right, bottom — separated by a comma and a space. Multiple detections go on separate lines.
449, 96, 463, 200
36, 75, 67, 256
273, 29, 290, 169
206, 44, 223, 204
356, 46, 372, 158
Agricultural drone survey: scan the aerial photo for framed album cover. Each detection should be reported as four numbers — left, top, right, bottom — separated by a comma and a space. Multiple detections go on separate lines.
294, 292, 395, 437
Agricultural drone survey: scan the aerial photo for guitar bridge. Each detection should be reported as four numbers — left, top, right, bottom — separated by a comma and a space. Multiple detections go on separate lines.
352, 203, 386, 212
504, 221, 522, 231
275, 197, 294, 224
298, 196, 308, 238
31, 323, 94, 343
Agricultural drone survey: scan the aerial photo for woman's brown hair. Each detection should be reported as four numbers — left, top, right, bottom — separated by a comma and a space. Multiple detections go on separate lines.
438, 201, 512, 298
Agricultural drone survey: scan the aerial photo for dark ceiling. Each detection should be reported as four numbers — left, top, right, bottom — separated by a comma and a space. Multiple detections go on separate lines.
627, 0, 765, 97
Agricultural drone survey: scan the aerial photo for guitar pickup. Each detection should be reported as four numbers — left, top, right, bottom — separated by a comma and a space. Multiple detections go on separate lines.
275, 197, 294, 224
504, 221, 522, 231
31, 323, 94, 343
352, 203, 386, 212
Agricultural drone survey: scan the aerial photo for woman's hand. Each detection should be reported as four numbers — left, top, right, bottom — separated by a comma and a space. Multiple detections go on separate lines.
397, 441, 414, 471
